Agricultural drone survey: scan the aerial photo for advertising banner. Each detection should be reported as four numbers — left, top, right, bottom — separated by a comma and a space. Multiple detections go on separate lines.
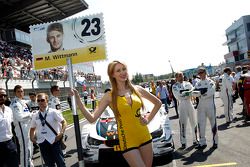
30, 13, 106, 70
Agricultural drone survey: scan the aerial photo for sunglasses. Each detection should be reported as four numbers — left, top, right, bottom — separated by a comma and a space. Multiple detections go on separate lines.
37, 99, 46, 103
198, 71, 204, 74
0, 94, 7, 98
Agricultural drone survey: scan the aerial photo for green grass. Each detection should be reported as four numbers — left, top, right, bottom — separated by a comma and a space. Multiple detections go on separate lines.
62, 104, 92, 125
62, 109, 84, 125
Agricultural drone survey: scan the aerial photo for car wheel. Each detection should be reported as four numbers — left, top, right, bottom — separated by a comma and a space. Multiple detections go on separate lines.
84, 162, 99, 167
153, 152, 173, 166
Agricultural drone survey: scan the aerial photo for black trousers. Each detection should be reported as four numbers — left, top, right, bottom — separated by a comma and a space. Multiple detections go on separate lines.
0, 139, 19, 167
39, 140, 66, 167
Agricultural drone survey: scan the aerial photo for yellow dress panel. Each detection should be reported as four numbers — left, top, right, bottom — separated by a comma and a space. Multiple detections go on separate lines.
116, 92, 152, 152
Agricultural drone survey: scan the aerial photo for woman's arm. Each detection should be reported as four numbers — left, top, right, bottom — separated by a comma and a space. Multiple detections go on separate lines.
137, 86, 162, 124
70, 89, 111, 123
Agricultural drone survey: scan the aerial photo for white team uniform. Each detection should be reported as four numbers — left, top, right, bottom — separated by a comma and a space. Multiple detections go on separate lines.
27, 100, 39, 113
30, 107, 66, 167
10, 97, 34, 167
30, 108, 64, 144
221, 73, 234, 122
172, 81, 198, 145
48, 95, 61, 111
195, 78, 218, 146
0, 105, 14, 142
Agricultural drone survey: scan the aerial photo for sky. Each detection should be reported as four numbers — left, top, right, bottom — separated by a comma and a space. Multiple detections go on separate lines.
71, 0, 250, 81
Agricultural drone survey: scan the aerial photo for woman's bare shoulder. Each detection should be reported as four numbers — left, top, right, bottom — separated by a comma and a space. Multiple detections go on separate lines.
134, 85, 144, 92
102, 91, 112, 103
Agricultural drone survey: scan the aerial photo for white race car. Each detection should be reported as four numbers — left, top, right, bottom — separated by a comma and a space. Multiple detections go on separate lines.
81, 100, 174, 165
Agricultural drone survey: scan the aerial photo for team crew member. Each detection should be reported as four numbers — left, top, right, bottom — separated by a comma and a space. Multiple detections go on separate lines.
27, 92, 39, 113
48, 85, 61, 111
27, 92, 40, 153
48, 85, 70, 158
172, 72, 198, 149
221, 67, 235, 124
194, 68, 218, 149
0, 88, 19, 167
30, 93, 67, 167
10, 85, 34, 167
70, 60, 162, 167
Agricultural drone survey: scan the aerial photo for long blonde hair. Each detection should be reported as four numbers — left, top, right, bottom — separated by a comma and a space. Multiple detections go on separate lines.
107, 60, 144, 116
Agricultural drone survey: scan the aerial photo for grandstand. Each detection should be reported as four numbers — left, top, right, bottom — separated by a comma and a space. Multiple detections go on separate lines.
0, 0, 88, 33
0, 0, 100, 98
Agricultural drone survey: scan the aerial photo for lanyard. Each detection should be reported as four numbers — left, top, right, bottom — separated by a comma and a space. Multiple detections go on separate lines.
39, 110, 48, 126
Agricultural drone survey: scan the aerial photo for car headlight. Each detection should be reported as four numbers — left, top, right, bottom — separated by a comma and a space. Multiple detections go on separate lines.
151, 128, 163, 138
87, 136, 103, 146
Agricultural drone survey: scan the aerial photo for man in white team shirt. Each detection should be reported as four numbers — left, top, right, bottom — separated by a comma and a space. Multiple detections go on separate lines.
30, 93, 66, 167
0, 88, 19, 167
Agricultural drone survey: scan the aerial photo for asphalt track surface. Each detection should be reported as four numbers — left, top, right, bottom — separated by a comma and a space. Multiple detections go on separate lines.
33, 92, 250, 167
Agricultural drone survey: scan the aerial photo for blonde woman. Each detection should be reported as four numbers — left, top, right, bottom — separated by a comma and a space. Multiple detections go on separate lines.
70, 60, 161, 167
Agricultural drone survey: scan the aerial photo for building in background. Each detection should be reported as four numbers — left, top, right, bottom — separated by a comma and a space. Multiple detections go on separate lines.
223, 15, 250, 69
182, 64, 217, 79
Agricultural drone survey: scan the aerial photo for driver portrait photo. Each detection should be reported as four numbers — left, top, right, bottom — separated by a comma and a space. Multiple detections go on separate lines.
46, 22, 64, 53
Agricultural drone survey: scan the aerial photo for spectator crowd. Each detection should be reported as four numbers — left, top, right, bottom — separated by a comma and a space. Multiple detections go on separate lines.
0, 40, 68, 81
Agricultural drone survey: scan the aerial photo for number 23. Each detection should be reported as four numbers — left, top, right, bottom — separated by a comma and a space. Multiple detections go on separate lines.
81, 18, 101, 37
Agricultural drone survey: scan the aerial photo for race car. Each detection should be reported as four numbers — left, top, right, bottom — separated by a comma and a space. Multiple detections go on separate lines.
81, 99, 174, 165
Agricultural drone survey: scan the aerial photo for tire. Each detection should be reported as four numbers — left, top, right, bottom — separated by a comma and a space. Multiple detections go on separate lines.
153, 152, 173, 166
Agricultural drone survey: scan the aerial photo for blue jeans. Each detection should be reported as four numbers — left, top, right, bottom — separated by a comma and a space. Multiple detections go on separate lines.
39, 140, 66, 167
160, 98, 169, 113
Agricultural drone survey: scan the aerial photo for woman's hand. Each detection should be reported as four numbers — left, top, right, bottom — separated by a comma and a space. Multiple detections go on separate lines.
68, 88, 75, 96
139, 115, 149, 126
69, 89, 80, 97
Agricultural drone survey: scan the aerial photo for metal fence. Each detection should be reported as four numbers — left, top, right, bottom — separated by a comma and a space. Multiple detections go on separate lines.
61, 97, 98, 112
